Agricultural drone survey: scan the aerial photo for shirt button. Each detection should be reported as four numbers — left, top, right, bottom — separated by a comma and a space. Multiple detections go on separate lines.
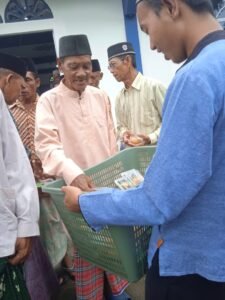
157, 239, 164, 248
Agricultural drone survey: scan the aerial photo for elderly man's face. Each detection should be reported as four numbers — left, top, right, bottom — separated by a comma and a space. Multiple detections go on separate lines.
58, 55, 92, 93
108, 56, 130, 83
21, 71, 40, 101
89, 71, 103, 88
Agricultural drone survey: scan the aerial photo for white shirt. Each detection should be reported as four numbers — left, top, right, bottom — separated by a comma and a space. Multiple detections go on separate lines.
0, 90, 39, 257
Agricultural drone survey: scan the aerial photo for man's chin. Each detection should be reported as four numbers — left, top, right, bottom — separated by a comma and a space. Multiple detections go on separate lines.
114, 76, 121, 82
21, 95, 30, 101
73, 84, 87, 93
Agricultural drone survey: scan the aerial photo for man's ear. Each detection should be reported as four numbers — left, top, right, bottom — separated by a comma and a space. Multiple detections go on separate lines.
36, 77, 41, 88
5, 73, 14, 85
57, 58, 63, 73
100, 72, 103, 80
162, 0, 179, 19
125, 55, 133, 66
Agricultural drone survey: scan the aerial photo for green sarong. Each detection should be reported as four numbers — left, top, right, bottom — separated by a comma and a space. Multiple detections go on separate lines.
0, 258, 30, 300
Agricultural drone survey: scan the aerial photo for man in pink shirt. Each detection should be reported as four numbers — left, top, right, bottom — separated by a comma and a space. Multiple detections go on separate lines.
35, 34, 129, 299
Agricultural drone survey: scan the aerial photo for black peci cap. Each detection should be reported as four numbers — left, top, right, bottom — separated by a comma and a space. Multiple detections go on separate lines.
91, 59, 101, 72
0, 52, 27, 77
59, 34, 92, 58
107, 42, 135, 60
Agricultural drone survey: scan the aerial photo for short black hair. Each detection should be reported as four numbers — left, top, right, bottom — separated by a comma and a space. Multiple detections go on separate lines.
137, 0, 215, 16
29, 71, 39, 79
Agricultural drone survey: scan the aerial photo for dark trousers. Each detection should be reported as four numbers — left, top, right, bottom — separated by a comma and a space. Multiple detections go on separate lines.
145, 250, 225, 300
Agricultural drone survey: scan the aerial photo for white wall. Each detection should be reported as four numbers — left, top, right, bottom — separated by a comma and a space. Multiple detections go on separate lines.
0, 0, 125, 107
0, 0, 180, 110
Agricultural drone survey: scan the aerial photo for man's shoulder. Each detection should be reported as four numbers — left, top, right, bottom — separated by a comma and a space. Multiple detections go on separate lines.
140, 74, 165, 88
86, 85, 104, 95
41, 86, 58, 97
9, 99, 23, 111
86, 85, 109, 101
39, 86, 59, 103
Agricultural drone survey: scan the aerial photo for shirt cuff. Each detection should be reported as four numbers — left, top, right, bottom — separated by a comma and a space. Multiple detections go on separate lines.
79, 192, 108, 232
119, 128, 128, 139
17, 221, 40, 237
149, 132, 158, 145
63, 160, 84, 185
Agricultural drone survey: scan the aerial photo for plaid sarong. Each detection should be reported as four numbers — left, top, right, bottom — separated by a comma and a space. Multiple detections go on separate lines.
73, 251, 129, 300
0, 258, 31, 300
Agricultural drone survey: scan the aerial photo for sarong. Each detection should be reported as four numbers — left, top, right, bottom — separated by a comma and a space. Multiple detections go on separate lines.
0, 258, 30, 300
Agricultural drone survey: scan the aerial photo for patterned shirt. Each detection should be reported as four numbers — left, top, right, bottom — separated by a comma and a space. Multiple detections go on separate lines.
10, 97, 48, 181
115, 72, 166, 144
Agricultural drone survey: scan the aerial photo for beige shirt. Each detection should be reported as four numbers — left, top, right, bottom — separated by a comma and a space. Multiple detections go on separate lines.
35, 81, 117, 185
115, 72, 166, 144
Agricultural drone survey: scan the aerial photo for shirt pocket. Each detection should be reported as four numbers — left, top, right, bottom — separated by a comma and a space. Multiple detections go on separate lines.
0, 187, 17, 231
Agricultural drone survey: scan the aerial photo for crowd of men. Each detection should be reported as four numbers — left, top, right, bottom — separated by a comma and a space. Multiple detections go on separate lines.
0, 27, 164, 300
1, 1, 225, 300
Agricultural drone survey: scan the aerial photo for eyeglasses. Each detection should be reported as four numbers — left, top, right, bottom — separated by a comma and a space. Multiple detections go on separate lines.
108, 62, 119, 70
108, 58, 125, 70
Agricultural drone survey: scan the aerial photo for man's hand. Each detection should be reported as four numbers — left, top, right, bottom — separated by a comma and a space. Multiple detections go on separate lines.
8, 237, 32, 265
127, 134, 151, 147
62, 186, 82, 212
70, 174, 95, 192
122, 131, 133, 144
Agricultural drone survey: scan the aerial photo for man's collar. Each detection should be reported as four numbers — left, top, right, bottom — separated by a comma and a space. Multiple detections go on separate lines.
10, 96, 38, 110
59, 79, 87, 99
179, 30, 225, 71
10, 99, 24, 110
122, 72, 142, 93
131, 72, 142, 90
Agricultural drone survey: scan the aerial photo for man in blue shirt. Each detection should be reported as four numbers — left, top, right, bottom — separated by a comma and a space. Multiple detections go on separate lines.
62, 0, 225, 299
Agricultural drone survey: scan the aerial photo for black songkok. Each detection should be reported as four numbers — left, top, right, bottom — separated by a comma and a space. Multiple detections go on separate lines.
91, 59, 101, 72
107, 42, 135, 60
59, 34, 92, 58
0, 53, 26, 77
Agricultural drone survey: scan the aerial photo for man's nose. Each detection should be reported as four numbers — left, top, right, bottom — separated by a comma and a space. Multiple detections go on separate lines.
150, 38, 157, 51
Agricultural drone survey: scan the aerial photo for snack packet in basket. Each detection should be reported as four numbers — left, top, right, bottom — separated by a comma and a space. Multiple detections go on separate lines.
114, 176, 134, 190
115, 169, 144, 190
121, 169, 144, 186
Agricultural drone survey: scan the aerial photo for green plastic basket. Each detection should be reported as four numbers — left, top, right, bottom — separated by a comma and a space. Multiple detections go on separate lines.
42, 146, 156, 282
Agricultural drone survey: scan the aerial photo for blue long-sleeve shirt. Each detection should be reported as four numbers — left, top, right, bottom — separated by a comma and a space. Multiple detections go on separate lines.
79, 34, 225, 282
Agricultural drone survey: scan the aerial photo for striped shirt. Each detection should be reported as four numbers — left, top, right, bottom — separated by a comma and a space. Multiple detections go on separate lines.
10, 97, 47, 181
115, 72, 166, 144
